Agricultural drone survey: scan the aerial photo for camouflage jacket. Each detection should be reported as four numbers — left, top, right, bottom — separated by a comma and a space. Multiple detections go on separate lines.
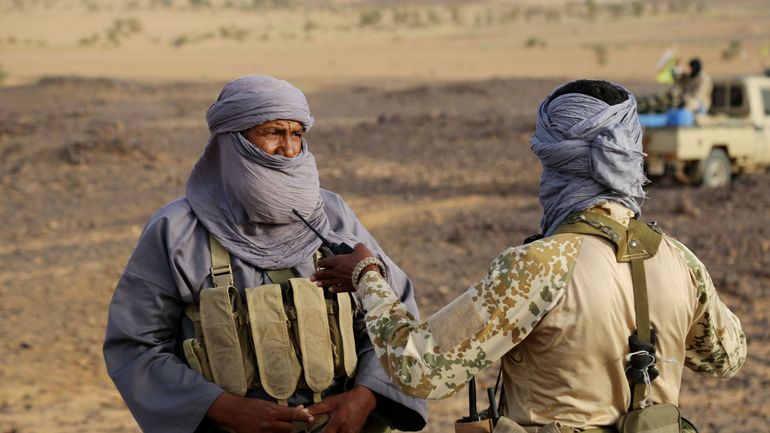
353, 206, 746, 427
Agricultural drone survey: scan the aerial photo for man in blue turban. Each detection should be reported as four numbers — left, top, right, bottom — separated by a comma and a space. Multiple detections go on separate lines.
104, 75, 427, 433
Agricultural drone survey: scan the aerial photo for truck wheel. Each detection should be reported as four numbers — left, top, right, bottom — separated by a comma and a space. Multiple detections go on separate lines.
699, 149, 732, 188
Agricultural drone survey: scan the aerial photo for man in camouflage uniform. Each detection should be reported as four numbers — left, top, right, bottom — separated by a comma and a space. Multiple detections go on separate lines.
310, 80, 746, 431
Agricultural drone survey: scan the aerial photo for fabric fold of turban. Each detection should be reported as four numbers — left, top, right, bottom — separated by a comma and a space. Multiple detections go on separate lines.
185, 75, 351, 269
530, 84, 648, 236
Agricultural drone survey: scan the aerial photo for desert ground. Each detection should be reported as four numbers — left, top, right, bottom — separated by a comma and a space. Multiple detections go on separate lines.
1, 1, 769, 433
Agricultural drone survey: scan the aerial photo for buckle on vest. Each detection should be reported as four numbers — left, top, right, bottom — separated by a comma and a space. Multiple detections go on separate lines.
211, 264, 232, 277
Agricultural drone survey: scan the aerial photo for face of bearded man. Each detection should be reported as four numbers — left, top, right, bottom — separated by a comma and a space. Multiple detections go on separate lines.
242, 119, 305, 158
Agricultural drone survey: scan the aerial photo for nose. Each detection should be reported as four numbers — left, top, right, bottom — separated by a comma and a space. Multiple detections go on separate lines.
277, 134, 298, 158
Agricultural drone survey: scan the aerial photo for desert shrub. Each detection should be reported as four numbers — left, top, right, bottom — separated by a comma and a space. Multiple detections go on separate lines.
590, 43, 608, 65
359, 9, 382, 27
115, 17, 142, 34
426, 8, 441, 25
447, 5, 462, 24
171, 35, 189, 48
391, 8, 426, 28
150, 0, 174, 7
219, 24, 249, 42
722, 39, 743, 60
524, 36, 546, 48
78, 33, 100, 46
0, 64, 7, 85
630, 1, 645, 16
607, 3, 625, 18
544, 9, 561, 21
392, 8, 409, 25
98, 17, 142, 46
585, 0, 598, 21
247, 0, 296, 9
499, 6, 519, 24
189, 0, 210, 7
304, 19, 319, 33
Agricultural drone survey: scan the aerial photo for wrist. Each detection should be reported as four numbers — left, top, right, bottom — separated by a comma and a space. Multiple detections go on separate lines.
360, 264, 380, 280
207, 392, 236, 424
351, 257, 386, 288
352, 385, 377, 414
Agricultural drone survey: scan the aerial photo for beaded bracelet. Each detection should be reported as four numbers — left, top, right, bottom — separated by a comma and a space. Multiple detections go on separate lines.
351, 256, 387, 288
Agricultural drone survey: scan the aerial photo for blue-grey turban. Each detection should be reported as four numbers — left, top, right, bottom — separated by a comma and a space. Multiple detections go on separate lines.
186, 75, 347, 269
530, 82, 647, 236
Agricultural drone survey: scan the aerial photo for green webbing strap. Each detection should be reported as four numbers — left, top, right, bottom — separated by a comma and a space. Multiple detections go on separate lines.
184, 304, 203, 338
266, 268, 296, 289
209, 235, 234, 288
555, 212, 663, 411
630, 258, 650, 410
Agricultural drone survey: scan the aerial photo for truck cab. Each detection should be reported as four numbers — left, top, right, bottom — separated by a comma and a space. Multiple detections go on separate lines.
642, 75, 770, 187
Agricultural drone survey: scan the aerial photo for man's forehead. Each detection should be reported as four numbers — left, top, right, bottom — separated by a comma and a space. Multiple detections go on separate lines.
253, 119, 304, 129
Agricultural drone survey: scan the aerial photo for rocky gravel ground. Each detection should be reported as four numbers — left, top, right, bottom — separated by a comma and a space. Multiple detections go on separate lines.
1, 77, 767, 433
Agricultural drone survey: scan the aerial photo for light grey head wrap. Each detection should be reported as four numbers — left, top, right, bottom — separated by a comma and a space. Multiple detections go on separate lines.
186, 75, 342, 269
530, 81, 647, 236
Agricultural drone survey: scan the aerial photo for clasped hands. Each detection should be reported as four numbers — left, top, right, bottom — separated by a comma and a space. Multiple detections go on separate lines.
208, 385, 377, 433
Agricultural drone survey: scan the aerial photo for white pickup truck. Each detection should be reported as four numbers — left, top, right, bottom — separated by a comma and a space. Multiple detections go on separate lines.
642, 75, 770, 187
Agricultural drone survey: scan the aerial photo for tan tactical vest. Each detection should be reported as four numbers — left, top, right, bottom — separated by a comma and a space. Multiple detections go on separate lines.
181, 235, 358, 409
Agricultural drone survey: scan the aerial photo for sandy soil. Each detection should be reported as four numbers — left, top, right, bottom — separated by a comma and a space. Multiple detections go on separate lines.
0, 75, 768, 433
2, 1, 770, 87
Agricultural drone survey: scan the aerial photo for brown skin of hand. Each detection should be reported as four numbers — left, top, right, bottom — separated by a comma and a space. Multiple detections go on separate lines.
207, 392, 313, 433
308, 386, 378, 433
310, 243, 380, 292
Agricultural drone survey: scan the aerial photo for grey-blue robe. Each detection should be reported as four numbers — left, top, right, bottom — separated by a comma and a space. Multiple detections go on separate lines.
104, 189, 428, 433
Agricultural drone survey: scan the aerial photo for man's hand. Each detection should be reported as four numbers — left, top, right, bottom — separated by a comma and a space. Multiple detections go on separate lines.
310, 243, 379, 292
207, 392, 314, 433
308, 386, 377, 433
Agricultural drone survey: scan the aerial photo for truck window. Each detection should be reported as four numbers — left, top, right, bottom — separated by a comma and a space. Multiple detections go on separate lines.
712, 85, 727, 109
729, 86, 744, 108
762, 89, 770, 116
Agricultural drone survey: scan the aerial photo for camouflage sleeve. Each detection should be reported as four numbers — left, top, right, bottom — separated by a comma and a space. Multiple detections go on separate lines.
354, 236, 582, 400
667, 236, 747, 378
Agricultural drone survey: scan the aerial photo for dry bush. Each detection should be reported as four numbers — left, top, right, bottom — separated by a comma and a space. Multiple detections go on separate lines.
589, 43, 609, 66
359, 9, 383, 28
524, 36, 546, 49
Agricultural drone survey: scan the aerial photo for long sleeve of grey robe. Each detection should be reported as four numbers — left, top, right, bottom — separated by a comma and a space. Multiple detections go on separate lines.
104, 189, 428, 433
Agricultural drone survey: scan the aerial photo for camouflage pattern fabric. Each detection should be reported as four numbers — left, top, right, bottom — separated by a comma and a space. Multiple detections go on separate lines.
355, 236, 582, 399
353, 233, 746, 402
668, 237, 747, 377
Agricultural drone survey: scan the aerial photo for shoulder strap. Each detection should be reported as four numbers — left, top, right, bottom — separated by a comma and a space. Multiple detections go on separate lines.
209, 234, 234, 288
266, 268, 296, 290
554, 213, 662, 263
555, 212, 663, 410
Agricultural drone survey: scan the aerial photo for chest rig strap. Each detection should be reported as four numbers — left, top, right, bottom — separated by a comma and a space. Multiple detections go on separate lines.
555, 212, 664, 410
